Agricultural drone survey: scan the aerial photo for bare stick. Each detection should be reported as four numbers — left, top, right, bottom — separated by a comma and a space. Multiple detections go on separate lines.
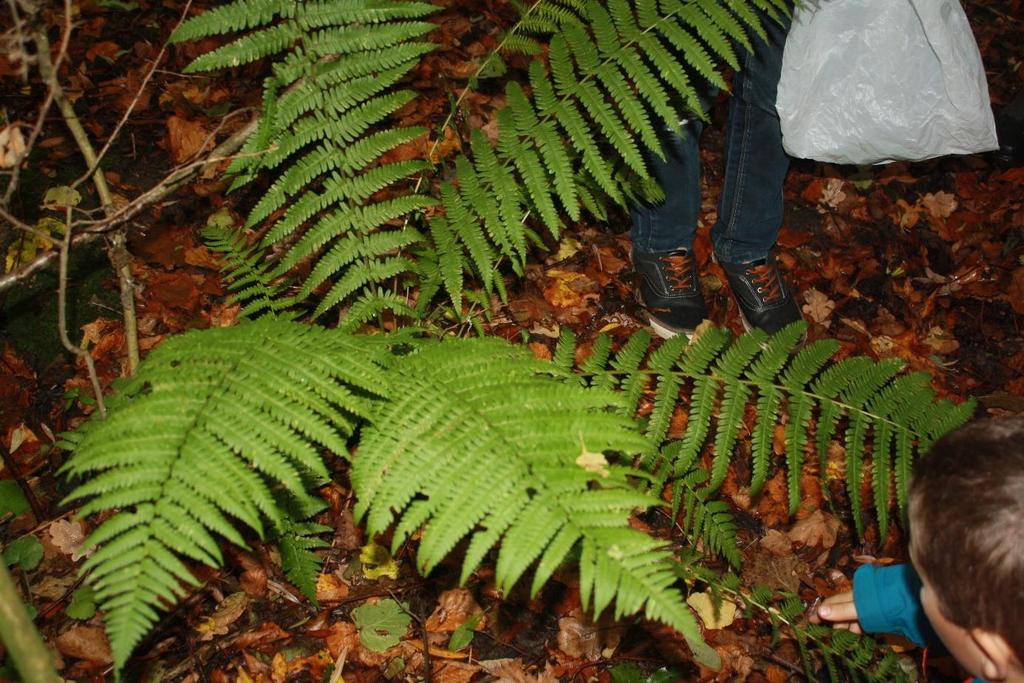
34, 23, 141, 372
108, 231, 139, 373
57, 205, 106, 418
34, 29, 114, 210
0, 205, 57, 242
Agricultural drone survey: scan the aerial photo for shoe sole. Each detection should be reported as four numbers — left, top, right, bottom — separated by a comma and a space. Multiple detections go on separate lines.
647, 313, 695, 341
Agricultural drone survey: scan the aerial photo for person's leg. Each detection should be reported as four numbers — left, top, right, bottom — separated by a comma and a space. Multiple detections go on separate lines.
630, 118, 703, 254
629, 119, 708, 339
712, 10, 802, 334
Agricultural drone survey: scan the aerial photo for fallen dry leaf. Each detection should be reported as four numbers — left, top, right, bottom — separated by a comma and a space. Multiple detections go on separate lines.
787, 510, 841, 550
479, 658, 559, 683
924, 326, 960, 355
716, 643, 755, 680
0, 125, 26, 168
31, 573, 77, 600
196, 592, 250, 641
233, 622, 290, 650
742, 552, 808, 593
575, 448, 610, 478
548, 236, 582, 263
802, 288, 836, 325
54, 625, 113, 664
555, 612, 602, 659
759, 529, 793, 557
921, 191, 957, 219
236, 551, 268, 596
1008, 267, 1024, 315
49, 519, 88, 561
432, 660, 482, 683
316, 572, 350, 602
686, 591, 738, 630
820, 178, 847, 209
542, 269, 598, 309
425, 588, 484, 633
166, 115, 209, 164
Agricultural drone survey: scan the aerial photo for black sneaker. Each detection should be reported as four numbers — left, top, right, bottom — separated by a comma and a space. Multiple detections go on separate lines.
718, 253, 802, 335
632, 248, 708, 339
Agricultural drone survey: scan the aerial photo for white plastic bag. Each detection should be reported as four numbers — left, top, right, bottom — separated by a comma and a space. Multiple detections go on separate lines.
776, 0, 999, 165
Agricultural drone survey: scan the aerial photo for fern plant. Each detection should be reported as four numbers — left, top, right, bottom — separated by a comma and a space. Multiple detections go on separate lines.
170, 0, 441, 324
722, 575, 912, 682
60, 320, 391, 670
553, 322, 975, 540
58, 2, 974, 678
175, 0, 783, 320
61, 318, 971, 675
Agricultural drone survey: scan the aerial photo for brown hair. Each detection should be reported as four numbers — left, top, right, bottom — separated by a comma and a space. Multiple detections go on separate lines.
908, 416, 1024, 659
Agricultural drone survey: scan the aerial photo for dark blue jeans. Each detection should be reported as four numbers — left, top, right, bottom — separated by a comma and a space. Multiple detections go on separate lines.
631, 12, 791, 263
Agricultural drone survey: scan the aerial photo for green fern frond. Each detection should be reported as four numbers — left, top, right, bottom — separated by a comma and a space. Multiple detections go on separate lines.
169, 0, 292, 42
62, 320, 390, 670
575, 323, 970, 538
176, 0, 439, 319
337, 288, 418, 333
203, 225, 298, 320
277, 496, 331, 603
351, 336, 718, 667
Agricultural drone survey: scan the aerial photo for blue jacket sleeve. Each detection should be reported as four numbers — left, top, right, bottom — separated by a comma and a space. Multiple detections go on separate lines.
852, 563, 941, 648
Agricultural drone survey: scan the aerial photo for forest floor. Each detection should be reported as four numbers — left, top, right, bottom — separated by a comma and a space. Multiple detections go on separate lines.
1, 0, 1023, 681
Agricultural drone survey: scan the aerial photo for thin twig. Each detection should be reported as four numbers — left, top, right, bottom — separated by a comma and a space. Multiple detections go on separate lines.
57, 205, 106, 418
71, 0, 194, 189
0, 0, 72, 208
34, 28, 114, 211
0, 117, 259, 294
0, 205, 55, 242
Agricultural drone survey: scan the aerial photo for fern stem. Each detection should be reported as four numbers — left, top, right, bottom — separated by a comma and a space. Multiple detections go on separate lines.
587, 367, 923, 438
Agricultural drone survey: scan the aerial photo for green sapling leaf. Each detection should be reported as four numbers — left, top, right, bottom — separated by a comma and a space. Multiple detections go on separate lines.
447, 613, 481, 651
0, 480, 30, 517
66, 584, 98, 620
42, 186, 81, 210
351, 599, 411, 652
3, 534, 43, 571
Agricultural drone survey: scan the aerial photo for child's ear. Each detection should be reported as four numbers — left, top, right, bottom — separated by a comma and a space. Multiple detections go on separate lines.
971, 628, 1015, 681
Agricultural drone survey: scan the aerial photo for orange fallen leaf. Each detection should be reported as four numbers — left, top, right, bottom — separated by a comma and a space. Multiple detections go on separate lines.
426, 588, 485, 633
1008, 267, 1024, 315
166, 115, 209, 164
921, 191, 957, 219
316, 573, 350, 603
54, 625, 113, 664
787, 510, 840, 550
85, 40, 121, 63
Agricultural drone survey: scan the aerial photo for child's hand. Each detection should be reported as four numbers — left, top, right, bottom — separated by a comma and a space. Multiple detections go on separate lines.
808, 591, 863, 634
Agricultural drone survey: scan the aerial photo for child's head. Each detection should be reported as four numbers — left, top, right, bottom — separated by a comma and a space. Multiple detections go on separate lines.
908, 416, 1024, 681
